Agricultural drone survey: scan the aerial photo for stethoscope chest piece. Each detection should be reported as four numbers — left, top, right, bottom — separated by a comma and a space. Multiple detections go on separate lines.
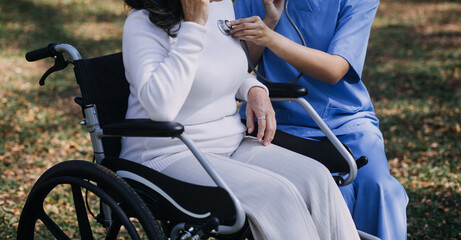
217, 20, 231, 36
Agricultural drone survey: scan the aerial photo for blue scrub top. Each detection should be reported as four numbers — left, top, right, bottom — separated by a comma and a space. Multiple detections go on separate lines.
234, 0, 381, 138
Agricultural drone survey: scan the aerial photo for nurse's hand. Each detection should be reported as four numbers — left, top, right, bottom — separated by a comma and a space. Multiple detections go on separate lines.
229, 16, 278, 47
181, 0, 222, 26
246, 86, 276, 146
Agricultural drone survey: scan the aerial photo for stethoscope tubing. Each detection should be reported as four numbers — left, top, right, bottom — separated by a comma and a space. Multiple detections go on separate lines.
241, 0, 305, 84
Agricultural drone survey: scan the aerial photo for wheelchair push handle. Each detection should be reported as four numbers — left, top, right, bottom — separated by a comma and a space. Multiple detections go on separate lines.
25, 43, 82, 86
26, 43, 82, 62
25, 43, 57, 62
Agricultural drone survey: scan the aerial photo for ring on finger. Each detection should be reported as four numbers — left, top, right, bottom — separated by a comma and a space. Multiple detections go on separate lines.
257, 116, 266, 120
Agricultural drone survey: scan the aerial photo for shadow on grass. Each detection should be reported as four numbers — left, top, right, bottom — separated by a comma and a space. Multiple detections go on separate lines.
0, 0, 125, 154
364, 3, 461, 239
0, 0, 124, 56
364, 23, 460, 103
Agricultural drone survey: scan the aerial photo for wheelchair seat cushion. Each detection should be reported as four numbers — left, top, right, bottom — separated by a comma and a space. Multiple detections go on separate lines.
101, 157, 238, 226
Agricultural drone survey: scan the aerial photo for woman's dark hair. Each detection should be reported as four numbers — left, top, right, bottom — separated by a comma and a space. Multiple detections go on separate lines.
125, 0, 183, 37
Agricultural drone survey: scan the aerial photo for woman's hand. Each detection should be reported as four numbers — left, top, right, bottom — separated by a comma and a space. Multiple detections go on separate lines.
229, 16, 278, 47
181, 0, 222, 26
262, 0, 284, 26
246, 86, 276, 146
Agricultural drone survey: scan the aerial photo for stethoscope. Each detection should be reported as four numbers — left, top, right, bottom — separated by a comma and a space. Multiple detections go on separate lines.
218, 0, 306, 84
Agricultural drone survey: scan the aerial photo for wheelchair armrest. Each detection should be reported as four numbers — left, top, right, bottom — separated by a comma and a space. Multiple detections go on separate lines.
102, 119, 184, 137
264, 82, 308, 98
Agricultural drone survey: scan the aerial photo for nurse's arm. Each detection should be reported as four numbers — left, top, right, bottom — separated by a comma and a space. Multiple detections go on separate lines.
230, 17, 350, 85
265, 31, 350, 85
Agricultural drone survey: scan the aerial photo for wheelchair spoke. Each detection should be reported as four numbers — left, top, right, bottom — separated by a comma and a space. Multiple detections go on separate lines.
72, 184, 94, 240
38, 209, 71, 240
18, 161, 165, 240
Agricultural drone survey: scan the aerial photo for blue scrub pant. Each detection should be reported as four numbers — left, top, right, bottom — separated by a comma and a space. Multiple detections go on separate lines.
335, 129, 408, 240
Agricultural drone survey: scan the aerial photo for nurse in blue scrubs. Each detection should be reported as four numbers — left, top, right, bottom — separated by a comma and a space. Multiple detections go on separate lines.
230, 0, 408, 239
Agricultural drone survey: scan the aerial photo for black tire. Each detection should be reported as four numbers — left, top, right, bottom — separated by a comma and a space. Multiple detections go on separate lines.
17, 160, 166, 240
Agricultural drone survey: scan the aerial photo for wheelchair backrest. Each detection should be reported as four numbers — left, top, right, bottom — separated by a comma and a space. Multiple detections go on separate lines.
73, 52, 129, 157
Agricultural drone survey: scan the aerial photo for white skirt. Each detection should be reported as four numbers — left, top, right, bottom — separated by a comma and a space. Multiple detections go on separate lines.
143, 137, 359, 240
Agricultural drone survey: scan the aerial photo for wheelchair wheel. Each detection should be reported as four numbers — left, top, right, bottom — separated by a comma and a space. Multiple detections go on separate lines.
17, 160, 166, 240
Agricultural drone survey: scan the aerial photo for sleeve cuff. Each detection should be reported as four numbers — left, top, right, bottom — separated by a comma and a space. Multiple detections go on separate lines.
237, 75, 269, 101
328, 49, 362, 83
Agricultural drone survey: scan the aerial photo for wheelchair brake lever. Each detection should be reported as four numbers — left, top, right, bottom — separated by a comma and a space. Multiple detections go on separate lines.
39, 52, 69, 86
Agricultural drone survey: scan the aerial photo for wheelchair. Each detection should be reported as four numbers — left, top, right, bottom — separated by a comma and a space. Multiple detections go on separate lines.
17, 43, 378, 240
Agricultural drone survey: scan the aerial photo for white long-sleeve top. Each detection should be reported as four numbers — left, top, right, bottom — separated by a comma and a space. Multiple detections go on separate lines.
119, 0, 267, 163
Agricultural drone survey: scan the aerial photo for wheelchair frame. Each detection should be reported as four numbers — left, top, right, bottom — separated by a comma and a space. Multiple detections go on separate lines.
74, 44, 246, 235
18, 43, 379, 240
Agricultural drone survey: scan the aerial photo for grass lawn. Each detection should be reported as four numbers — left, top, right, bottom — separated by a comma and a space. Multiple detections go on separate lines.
0, 0, 460, 239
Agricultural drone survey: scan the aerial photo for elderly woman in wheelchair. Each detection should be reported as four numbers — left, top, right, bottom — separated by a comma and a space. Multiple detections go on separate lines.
18, 0, 378, 239
120, 0, 359, 238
